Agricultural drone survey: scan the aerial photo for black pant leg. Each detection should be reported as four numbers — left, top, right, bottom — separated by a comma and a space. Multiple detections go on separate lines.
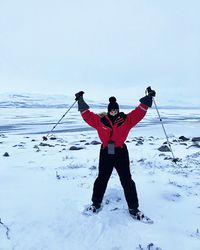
92, 148, 114, 205
114, 145, 139, 209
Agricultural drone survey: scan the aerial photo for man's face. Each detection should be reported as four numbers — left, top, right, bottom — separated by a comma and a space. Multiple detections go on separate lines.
109, 109, 119, 116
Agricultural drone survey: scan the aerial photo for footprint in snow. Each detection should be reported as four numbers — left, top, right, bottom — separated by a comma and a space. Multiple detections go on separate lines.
162, 191, 182, 201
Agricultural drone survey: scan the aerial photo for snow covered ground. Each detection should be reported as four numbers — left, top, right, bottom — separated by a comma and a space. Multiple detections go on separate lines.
0, 104, 200, 250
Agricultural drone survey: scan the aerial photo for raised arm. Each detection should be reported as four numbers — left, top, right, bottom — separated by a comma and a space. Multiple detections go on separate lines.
75, 91, 101, 129
126, 87, 156, 128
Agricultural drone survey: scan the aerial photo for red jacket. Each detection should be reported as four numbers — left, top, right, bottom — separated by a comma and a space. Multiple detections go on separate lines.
81, 103, 148, 148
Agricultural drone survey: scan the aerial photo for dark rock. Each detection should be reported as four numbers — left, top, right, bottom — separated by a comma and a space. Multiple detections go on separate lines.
89, 165, 97, 170
84, 143, 90, 145
192, 137, 200, 142
90, 140, 101, 145
50, 136, 57, 140
164, 156, 173, 160
136, 141, 143, 146
137, 158, 146, 162
3, 152, 9, 157
39, 142, 54, 147
148, 136, 154, 139
69, 146, 84, 150
13, 143, 25, 148
163, 141, 172, 145
179, 136, 190, 141
179, 142, 187, 146
187, 143, 200, 149
135, 137, 144, 142
158, 145, 171, 152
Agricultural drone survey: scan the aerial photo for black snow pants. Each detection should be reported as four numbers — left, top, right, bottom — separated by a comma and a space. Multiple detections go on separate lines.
92, 144, 139, 209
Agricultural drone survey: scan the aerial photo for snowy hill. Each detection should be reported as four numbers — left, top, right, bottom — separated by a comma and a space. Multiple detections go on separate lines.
0, 93, 106, 109
0, 92, 199, 109
0, 93, 70, 108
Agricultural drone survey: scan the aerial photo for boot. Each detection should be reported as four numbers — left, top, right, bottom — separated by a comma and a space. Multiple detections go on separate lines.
88, 203, 101, 213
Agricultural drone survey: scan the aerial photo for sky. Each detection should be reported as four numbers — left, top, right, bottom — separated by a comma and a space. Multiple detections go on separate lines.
0, 0, 200, 105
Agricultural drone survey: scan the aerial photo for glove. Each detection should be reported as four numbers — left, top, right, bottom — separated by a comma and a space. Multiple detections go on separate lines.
75, 91, 90, 111
139, 86, 156, 108
75, 91, 84, 101
146, 86, 156, 97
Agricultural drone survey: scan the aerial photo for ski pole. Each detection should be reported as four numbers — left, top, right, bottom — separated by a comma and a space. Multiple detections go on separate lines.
42, 99, 77, 141
152, 97, 179, 163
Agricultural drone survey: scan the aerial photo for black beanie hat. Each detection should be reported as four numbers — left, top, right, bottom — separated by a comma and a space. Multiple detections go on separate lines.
108, 96, 119, 112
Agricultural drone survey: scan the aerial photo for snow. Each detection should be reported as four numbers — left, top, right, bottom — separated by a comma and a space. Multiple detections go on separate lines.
0, 101, 200, 250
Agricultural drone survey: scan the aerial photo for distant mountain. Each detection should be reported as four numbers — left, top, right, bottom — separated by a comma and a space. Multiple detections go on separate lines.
0, 93, 199, 109
0, 93, 106, 109
0, 93, 70, 108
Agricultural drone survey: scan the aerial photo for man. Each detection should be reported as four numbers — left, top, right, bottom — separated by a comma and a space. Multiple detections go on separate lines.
75, 87, 156, 220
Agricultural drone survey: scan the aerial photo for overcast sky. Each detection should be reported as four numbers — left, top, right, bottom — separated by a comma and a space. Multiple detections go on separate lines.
0, 0, 199, 105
